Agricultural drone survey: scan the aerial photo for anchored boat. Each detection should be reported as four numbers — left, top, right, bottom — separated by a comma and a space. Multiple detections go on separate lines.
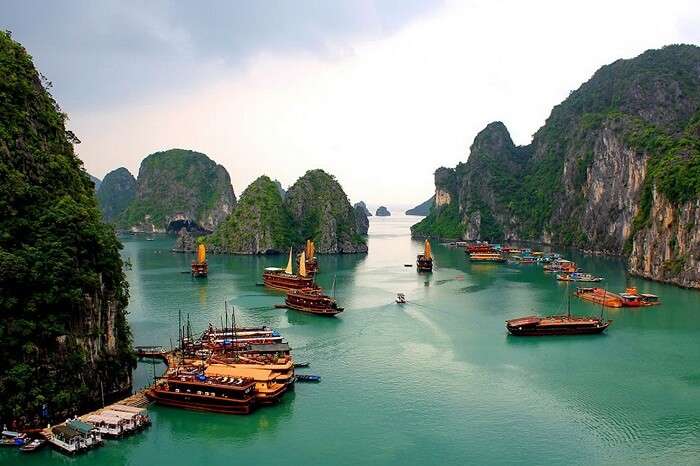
191, 243, 208, 277
506, 283, 611, 336
285, 276, 343, 316
416, 239, 433, 271
297, 239, 318, 276
263, 248, 314, 291
575, 287, 623, 308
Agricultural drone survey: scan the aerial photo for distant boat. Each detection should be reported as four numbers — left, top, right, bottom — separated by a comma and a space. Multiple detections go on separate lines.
191, 243, 208, 277
575, 287, 623, 308
416, 239, 433, 272
556, 272, 603, 282
618, 288, 661, 307
396, 293, 406, 304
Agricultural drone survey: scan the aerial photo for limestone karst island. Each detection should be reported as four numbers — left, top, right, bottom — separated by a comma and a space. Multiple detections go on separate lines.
1, 2, 699, 465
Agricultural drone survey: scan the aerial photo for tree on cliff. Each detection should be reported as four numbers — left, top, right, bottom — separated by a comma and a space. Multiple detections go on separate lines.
0, 31, 134, 426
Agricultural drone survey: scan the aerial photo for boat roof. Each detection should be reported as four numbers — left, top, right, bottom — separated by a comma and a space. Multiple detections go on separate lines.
246, 343, 291, 353
52, 425, 80, 439
640, 293, 658, 298
67, 420, 95, 434
264, 267, 284, 272
506, 316, 541, 326
205, 364, 273, 380
100, 409, 138, 420
110, 404, 146, 414
85, 414, 121, 424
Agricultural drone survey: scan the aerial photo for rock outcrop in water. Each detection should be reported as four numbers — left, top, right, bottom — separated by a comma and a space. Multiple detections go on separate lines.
96, 167, 137, 223
354, 201, 372, 217
211, 170, 367, 254
209, 176, 298, 254
173, 228, 197, 253
0, 31, 134, 425
406, 196, 434, 216
286, 170, 368, 253
119, 149, 236, 233
412, 44, 700, 288
354, 203, 370, 235
376, 206, 391, 216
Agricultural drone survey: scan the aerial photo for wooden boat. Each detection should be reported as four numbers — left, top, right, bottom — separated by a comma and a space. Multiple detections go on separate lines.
204, 364, 288, 404
297, 239, 318, 276
556, 272, 603, 282
146, 370, 257, 415
416, 239, 433, 271
506, 283, 611, 336
506, 315, 611, 335
48, 425, 86, 455
191, 244, 208, 277
469, 252, 506, 263
263, 248, 314, 291
575, 287, 623, 308
466, 242, 494, 254
296, 374, 321, 383
285, 280, 343, 316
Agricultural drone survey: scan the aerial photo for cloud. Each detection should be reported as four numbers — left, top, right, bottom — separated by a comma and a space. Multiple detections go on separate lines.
3, 0, 700, 205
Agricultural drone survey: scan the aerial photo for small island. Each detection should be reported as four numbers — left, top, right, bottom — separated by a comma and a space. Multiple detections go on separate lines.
375, 206, 391, 216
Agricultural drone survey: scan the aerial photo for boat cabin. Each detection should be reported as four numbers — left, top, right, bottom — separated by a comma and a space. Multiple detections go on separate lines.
49, 425, 84, 455
66, 419, 101, 448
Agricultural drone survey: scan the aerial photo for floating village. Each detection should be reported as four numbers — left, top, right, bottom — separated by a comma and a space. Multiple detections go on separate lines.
2, 236, 664, 457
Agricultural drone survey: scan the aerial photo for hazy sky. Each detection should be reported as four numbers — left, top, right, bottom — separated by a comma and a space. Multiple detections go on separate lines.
2, 0, 700, 206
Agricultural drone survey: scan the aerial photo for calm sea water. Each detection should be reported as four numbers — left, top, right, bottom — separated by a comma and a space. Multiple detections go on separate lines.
4, 216, 699, 465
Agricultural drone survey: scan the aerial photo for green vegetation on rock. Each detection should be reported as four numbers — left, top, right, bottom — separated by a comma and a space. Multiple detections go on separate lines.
119, 148, 236, 232
0, 31, 134, 425
209, 176, 299, 254
96, 167, 137, 223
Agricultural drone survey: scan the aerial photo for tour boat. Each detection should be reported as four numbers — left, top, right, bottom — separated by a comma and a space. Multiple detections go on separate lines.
506, 283, 611, 336
416, 239, 433, 271
556, 272, 603, 282
263, 248, 314, 291
285, 280, 343, 316
618, 288, 661, 307
466, 242, 494, 254
191, 244, 208, 277
506, 315, 611, 336
469, 252, 506, 263
204, 364, 289, 404
19, 438, 46, 453
146, 369, 257, 415
575, 287, 623, 308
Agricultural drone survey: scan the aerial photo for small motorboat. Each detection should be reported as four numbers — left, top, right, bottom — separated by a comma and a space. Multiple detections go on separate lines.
20, 438, 46, 453
294, 362, 310, 368
296, 374, 321, 383
396, 293, 406, 304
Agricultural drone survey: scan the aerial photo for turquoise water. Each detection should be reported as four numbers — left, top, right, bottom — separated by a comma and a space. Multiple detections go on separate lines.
4, 216, 699, 465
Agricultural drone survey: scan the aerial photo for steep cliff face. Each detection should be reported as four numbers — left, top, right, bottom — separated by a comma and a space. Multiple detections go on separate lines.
120, 149, 236, 233
354, 204, 370, 235
0, 32, 134, 425
412, 44, 700, 287
286, 170, 367, 254
209, 176, 298, 254
96, 167, 137, 223
354, 201, 372, 216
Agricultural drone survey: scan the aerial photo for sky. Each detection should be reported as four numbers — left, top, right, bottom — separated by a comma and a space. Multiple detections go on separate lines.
2, 0, 700, 207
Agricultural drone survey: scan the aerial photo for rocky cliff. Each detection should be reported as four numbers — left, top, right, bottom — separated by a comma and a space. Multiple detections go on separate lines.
412, 44, 700, 288
354, 203, 370, 235
376, 206, 391, 216
119, 149, 236, 233
354, 201, 372, 216
0, 31, 134, 426
209, 176, 298, 254
406, 196, 434, 216
96, 167, 137, 223
88, 173, 101, 190
286, 170, 368, 253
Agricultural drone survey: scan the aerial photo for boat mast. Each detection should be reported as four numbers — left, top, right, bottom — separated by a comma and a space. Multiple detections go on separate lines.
332, 274, 337, 299
600, 288, 606, 320
567, 281, 571, 318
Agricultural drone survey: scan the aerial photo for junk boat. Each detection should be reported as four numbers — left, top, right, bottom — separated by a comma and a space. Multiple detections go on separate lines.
191, 244, 208, 277
298, 239, 318, 276
469, 252, 506, 263
204, 364, 289, 405
285, 276, 343, 316
416, 239, 433, 272
466, 242, 494, 254
556, 272, 603, 282
506, 283, 611, 336
263, 248, 314, 291
145, 368, 257, 415
575, 287, 623, 308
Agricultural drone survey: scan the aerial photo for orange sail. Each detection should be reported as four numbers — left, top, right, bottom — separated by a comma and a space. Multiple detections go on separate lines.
197, 244, 206, 264
424, 240, 432, 260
